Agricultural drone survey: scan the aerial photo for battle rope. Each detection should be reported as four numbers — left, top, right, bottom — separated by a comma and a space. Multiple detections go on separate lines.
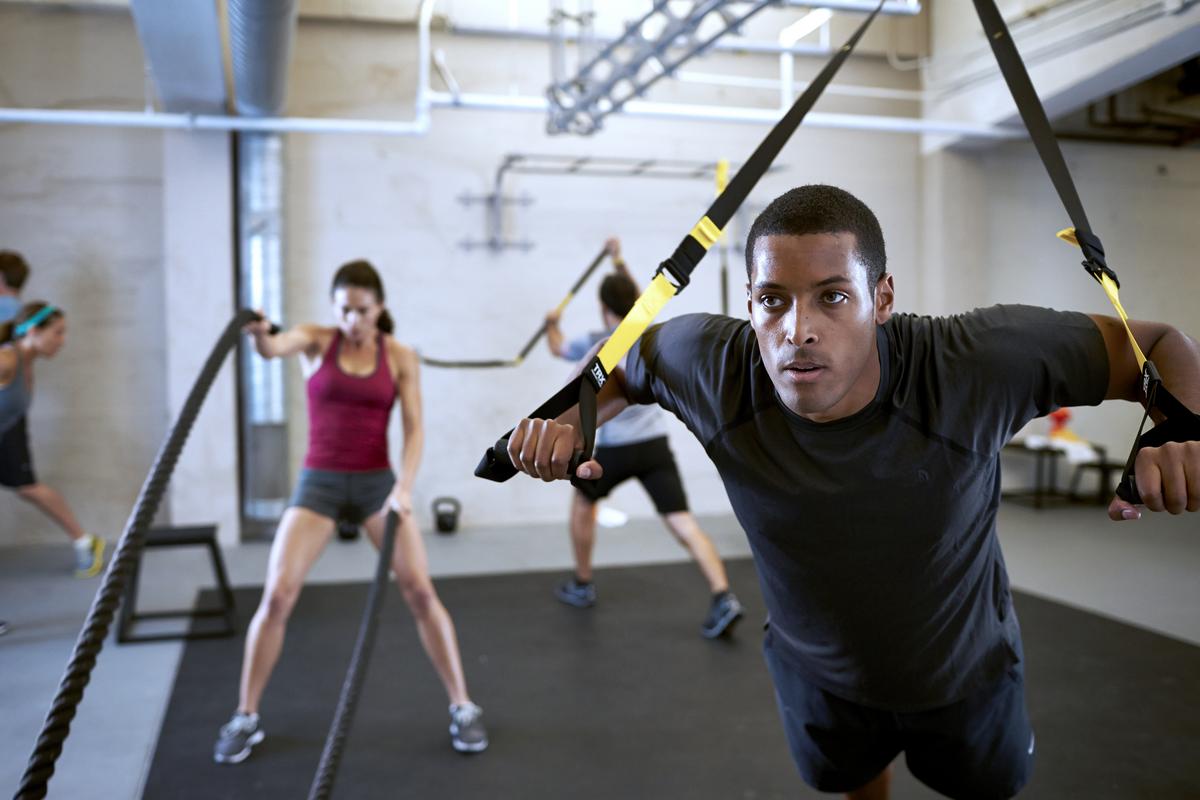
419, 245, 610, 369
307, 510, 399, 800
15, 309, 262, 800
970, 0, 1200, 503
475, 1, 887, 482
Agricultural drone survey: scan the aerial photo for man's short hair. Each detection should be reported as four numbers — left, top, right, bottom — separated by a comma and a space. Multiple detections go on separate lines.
0, 251, 30, 291
745, 185, 887, 289
599, 273, 639, 318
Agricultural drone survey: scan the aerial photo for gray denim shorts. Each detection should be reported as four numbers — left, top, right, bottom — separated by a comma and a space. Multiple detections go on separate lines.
290, 468, 395, 524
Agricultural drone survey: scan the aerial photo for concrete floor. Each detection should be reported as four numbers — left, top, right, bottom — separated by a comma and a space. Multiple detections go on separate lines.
1, 502, 1197, 799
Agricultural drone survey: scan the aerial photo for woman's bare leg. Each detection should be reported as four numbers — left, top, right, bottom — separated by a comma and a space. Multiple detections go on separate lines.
364, 510, 470, 705
16, 482, 85, 541
238, 507, 335, 714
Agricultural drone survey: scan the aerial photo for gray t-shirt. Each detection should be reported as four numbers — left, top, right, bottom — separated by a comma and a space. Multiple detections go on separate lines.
0, 295, 20, 323
564, 332, 667, 448
624, 306, 1108, 711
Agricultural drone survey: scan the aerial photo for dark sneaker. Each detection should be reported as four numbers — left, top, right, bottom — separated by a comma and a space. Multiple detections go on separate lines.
554, 578, 597, 608
0, 620, 8, 637
449, 702, 488, 754
213, 712, 264, 764
74, 535, 105, 579
700, 592, 744, 639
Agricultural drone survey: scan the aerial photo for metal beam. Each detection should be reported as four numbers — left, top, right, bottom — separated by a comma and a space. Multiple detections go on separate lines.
547, 1, 785, 135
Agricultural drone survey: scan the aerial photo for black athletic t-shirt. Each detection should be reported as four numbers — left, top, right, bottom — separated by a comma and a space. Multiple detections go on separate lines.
623, 305, 1109, 711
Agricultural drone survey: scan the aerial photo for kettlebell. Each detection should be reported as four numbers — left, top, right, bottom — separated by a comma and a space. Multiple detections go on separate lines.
336, 516, 361, 541
432, 496, 462, 534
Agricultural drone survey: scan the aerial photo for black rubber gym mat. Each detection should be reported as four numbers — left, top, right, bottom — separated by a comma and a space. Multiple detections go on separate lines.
144, 559, 1200, 799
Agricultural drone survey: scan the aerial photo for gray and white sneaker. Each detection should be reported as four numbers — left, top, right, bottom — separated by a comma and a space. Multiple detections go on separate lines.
700, 591, 744, 639
213, 712, 264, 764
449, 702, 488, 754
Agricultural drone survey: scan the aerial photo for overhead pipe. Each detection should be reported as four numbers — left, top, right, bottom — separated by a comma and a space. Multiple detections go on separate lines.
0, 0, 1002, 139
0, 0, 435, 135
426, 90, 1020, 138
227, 0, 299, 116
675, 70, 925, 101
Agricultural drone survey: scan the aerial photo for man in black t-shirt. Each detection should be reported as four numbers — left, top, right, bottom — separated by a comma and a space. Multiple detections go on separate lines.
506, 186, 1200, 800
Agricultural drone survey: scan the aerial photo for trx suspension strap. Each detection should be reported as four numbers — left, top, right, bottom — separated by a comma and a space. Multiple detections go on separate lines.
476, 1, 886, 482
420, 245, 610, 369
971, 0, 1200, 504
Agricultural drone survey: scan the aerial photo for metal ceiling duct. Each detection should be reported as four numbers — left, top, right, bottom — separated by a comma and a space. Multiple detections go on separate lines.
227, 0, 299, 117
129, 0, 228, 113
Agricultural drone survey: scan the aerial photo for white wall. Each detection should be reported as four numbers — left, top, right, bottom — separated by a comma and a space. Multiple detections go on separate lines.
923, 139, 1200, 458
0, 6, 166, 547
161, 131, 240, 546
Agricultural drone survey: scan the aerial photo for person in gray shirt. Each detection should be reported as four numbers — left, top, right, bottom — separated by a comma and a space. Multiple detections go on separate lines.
0, 250, 30, 324
543, 237, 743, 638
508, 186, 1200, 800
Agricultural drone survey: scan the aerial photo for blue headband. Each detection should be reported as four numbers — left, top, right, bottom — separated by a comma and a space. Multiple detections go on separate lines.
14, 305, 58, 337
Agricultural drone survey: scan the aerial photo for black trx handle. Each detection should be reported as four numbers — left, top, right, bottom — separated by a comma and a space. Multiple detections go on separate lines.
971, 0, 1200, 505
1116, 363, 1200, 505
475, 374, 589, 481
421, 245, 610, 369
476, 0, 887, 483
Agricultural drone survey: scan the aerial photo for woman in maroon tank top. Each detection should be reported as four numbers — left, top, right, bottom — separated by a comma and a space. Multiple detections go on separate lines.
213, 261, 487, 763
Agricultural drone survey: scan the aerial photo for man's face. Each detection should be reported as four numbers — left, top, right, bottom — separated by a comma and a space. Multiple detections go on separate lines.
747, 232, 893, 422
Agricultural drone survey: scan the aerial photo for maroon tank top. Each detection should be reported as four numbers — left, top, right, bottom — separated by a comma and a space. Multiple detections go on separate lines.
304, 331, 396, 471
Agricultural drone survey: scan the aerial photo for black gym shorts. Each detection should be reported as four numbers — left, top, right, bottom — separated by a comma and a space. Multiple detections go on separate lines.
0, 417, 36, 488
290, 468, 395, 525
764, 627, 1035, 800
572, 436, 689, 514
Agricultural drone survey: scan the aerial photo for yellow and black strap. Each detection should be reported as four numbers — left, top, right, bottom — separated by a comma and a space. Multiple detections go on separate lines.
972, 0, 1200, 503
476, 0, 887, 481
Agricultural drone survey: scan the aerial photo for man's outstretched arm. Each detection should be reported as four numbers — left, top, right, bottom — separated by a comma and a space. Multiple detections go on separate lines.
1088, 314, 1200, 518
508, 339, 632, 482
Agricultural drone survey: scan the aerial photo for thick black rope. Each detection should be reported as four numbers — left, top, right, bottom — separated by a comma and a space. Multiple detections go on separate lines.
15, 309, 259, 800
307, 509, 399, 800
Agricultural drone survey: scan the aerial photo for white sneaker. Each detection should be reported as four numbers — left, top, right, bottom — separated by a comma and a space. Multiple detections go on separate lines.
73, 534, 105, 578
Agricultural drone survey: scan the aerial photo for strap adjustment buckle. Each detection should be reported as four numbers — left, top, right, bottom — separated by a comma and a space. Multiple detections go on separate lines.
655, 258, 691, 292
1073, 229, 1119, 289
1082, 258, 1120, 290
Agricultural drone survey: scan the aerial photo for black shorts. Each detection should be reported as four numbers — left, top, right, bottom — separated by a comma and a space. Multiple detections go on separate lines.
289, 468, 395, 524
0, 417, 36, 488
571, 436, 689, 514
764, 631, 1034, 800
